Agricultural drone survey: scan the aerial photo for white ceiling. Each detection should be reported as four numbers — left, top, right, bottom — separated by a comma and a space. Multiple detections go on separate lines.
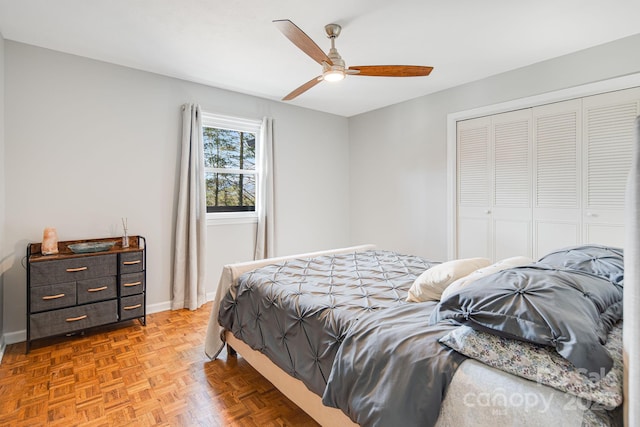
1, 0, 639, 117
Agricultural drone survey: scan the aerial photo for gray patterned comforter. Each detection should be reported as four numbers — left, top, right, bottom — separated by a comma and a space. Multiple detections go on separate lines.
322, 303, 465, 426
216, 250, 456, 405
215, 246, 625, 427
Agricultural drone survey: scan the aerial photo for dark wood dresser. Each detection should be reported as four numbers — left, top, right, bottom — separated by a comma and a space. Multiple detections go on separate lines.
26, 235, 146, 352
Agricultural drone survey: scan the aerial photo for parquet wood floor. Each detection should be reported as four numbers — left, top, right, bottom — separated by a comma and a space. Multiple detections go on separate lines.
0, 303, 319, 426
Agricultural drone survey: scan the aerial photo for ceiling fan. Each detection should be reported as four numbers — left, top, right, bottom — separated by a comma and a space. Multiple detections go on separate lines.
273, 19, 433, 101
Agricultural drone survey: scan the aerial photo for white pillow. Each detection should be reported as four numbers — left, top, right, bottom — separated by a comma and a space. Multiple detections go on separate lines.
440, 255, 534, 301
406, 257, 491, 302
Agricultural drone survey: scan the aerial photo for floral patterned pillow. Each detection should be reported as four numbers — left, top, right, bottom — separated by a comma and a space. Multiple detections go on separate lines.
439, 322, 623, 409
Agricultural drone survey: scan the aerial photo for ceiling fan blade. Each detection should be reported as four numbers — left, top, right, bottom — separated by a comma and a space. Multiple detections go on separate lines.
348, 65, 434, 77
273, 19, 333, 66
283, 76, 323, 101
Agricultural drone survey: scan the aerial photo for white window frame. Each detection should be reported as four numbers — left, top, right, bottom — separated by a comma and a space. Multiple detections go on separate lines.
202, 112, 262, 226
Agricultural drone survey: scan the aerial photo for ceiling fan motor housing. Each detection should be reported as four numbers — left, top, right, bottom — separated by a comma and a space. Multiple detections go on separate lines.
324, 23, 341, 38
323, 23, 345, 79
325, 48, 345, 69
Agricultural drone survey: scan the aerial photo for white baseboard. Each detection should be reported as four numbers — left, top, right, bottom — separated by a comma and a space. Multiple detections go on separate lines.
147, 292, 216, 313
4, 329, 25, 346
1, 295, 217, 351
146, 301, 171, 314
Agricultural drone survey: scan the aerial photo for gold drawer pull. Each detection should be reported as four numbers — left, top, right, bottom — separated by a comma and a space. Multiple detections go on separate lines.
88, 286, 108, 292
66, 267, 88, 272
66, 315, 87, 322
123, 281, 142, 287
42, 293, 65, 300
123, 304, 142, 310
123, 260, 141, 265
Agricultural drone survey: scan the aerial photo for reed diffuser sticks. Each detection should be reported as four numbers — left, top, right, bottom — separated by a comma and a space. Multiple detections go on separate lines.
121, 217, 129, 248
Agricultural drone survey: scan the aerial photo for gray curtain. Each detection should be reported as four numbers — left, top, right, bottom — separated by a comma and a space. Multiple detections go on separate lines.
172, 103, 207, 310
254, 117, 275, 260
625, 115, 640, 426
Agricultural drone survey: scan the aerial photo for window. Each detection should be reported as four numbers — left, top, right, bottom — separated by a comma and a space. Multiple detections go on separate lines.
202, 113, 262, 220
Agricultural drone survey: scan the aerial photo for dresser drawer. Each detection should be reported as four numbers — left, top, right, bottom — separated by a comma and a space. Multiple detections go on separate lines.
120, 294, 145, 321
119, 251, 144, 274
120, 272, 145, 296
77, 276, 117, 304
30, 282, 77, 313
30, 254, 117, 286
29, 300, 118, 339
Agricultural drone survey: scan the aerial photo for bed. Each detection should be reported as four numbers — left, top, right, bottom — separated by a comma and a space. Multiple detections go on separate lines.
204, 244, 625, 427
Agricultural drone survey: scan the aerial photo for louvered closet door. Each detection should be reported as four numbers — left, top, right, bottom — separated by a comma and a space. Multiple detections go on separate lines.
582, 87, 640, 247
532, 99, 582, 259
491, 109, 532, 260
457, 116, 492, 259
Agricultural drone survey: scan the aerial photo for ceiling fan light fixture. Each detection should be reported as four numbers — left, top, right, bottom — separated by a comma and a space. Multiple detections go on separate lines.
323, 69, 345, 82
274, 19, 433, 100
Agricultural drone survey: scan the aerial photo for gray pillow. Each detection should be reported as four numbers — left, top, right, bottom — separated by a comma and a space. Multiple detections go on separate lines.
432, 265, 623, 376
538, 244, 624, 286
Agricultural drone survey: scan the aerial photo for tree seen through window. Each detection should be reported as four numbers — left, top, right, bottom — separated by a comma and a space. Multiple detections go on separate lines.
203, 126, 256, 212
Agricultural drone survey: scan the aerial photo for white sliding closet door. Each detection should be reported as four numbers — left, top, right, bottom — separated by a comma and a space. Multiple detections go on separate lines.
455, 86, 640, 261
457, 117, 491, 259
582, 88, 640, 247
492, 109, 532, 260
532, 99, 582, 259
456, 111, 532, 261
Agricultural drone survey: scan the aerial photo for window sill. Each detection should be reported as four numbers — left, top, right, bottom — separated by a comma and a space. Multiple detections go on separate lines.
207, 212, 258, 226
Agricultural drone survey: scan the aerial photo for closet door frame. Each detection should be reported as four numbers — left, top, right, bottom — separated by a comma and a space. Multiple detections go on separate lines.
446, 73, 640, 260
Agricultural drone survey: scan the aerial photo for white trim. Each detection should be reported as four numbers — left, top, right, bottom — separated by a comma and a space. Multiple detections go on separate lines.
201, 112, 261, 132
146, 301, 171, 314
207, 211, 258, 226
4, 329, 25, 345
0, 335, 5, 364
206, 168, 256, 175
446, 118, 458, 261
446, 72, 640, 260
202, 111, 262, 219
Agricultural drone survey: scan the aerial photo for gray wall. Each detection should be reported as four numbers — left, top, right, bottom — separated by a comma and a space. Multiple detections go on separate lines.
3, 32, 640, 342
2, 42, 350, 339
0, 31, 5, 345
348, 33, 640, 261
